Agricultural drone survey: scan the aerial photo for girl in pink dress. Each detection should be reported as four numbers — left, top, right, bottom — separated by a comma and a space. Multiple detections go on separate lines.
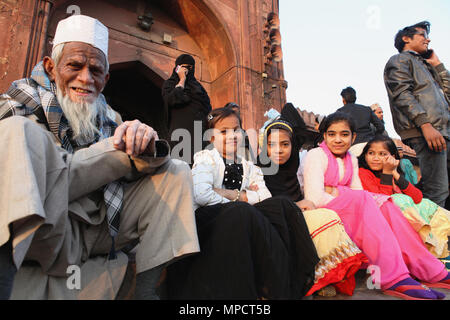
303, 112, 449, 300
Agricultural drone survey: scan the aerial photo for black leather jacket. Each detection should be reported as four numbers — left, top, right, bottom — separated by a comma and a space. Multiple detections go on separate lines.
384, 51, 450, 140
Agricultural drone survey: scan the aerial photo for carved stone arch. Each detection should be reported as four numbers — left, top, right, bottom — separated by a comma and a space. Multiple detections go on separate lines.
42, 0, 240, 138
45, 0, 238, 105
102, 60, 168, 138
170, 0, 239, 108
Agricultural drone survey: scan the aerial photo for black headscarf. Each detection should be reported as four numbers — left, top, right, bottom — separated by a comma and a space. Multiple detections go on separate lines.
161, 54, 212, 160
175, 54, 196, 67
162, 54, 211, 113
258, 103, 307, 202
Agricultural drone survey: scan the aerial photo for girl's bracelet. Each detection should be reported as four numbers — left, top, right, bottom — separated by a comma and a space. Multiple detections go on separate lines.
233, 189, 240, 202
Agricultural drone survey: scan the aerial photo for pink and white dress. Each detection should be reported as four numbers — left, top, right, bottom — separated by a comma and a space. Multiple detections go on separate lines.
303, 142, 447, 290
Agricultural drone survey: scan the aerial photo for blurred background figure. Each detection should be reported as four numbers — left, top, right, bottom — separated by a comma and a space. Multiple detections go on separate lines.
371, 103, 390, 137
371, 103, 384, 121
337, 86, 385, 156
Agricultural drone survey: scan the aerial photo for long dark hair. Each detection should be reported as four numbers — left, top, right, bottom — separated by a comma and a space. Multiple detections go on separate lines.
358, 135, 405, 176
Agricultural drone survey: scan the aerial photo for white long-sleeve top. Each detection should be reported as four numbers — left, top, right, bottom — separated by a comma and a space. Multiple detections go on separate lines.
303, 147, 363, 208
192, 148, 272, 208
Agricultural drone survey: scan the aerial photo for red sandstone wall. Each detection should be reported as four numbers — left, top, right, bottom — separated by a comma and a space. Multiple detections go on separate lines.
0, 0, 286, 131
0, 0, 34, 90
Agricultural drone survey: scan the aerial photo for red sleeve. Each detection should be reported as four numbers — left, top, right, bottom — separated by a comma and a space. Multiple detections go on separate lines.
358, 168, 394, 195
401, 183, 423, 204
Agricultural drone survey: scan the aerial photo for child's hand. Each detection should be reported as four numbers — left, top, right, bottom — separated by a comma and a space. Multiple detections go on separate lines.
296, 199, 316, 211
248, 183, 259, 191
213, 188, 234, 200
325, 186, 339, 197
382, 155, 399, 174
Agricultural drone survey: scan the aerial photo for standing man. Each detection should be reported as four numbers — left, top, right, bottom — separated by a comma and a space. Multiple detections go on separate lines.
384, 21, 450, 207
337, 86, 385, 156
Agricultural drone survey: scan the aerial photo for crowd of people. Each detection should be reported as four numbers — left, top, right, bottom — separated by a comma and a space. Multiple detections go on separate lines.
0, 15, 449, 301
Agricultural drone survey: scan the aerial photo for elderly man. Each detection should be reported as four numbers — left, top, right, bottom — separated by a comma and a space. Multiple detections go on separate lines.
370, 103, 389, 137
370, 103, 384, 121
0, 15, 199, 300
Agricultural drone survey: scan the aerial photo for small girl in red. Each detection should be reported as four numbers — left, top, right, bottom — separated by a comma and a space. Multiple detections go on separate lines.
357, 136, 422, 203
358, 135, 450, 287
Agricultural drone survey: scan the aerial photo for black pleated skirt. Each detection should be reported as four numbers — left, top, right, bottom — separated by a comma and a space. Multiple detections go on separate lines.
166, 196, 319, 300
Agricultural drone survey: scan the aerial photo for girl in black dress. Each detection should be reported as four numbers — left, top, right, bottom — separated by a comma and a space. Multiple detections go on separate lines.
166, 106, 318, 299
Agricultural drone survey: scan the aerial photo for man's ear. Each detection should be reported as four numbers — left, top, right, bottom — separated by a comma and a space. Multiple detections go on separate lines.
43, 56, 56, 82
101, 72, 110, 92
402, 35, 411, 44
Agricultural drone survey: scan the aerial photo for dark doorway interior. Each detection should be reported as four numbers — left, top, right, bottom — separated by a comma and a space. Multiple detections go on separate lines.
103, 61, 169, 140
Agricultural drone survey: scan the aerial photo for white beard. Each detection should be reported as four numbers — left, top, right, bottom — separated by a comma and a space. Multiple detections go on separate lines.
56, 87, 106, 145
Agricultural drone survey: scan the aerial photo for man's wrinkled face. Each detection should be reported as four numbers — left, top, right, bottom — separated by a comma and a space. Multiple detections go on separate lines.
403, 28, 430, 55
52, 42, 109, 103
43, 42, 109, 143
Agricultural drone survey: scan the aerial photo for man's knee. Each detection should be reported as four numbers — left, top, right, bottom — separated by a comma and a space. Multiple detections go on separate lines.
165, 159, 192, 181
0, 116, 49, 141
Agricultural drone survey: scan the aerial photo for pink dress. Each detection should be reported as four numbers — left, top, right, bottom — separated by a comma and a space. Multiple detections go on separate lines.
303, 142, 447, 289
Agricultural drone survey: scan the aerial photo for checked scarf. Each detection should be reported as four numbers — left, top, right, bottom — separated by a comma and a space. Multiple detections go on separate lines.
0, 61, 123, 259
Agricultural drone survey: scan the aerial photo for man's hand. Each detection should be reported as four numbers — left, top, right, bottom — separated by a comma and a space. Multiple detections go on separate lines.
426, 50, 441, 67
113, 120, 158, 157
421, 122, 446, 152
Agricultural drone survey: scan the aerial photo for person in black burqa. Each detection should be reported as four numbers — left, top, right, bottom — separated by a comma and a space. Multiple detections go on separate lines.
162, 54, 212, 165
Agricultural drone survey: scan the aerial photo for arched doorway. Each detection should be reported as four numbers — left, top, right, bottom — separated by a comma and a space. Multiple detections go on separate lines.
44, 0, 239, 140
102, 61, 168, 139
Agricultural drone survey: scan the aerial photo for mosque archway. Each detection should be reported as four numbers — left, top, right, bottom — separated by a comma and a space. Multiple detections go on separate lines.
102, 61, 168, 138
43, 0, 238, 138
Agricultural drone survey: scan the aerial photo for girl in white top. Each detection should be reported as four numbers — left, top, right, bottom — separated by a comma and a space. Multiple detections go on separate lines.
167, 106, 319, 299
192, 113, 271, 207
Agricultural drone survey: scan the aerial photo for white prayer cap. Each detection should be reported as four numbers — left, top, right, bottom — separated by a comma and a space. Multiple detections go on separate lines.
53, 15, 109, 58
370, 103, 381, 111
